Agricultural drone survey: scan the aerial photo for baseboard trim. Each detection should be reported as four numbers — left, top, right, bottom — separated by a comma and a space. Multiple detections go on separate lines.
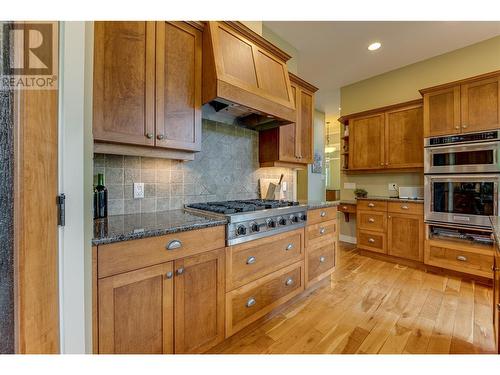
339, 234, 357, 244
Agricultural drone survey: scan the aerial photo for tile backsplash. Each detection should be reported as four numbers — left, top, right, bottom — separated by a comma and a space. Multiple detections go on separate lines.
94, 120, 296, 215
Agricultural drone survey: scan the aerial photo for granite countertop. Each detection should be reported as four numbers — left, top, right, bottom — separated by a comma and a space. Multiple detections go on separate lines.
302, 201, 340, 210
93, 210, 227, 246
355, 196, 424, 204
339, 199, 357, 205
489, 216, 500, 253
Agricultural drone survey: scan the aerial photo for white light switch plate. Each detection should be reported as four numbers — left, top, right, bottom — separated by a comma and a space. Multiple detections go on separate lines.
133, 183, 145, 199
388, 183, 398, 191
282, 181, 287, 192
344, 182, 356, 190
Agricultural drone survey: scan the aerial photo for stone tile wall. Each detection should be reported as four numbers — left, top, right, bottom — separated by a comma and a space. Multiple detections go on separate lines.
94, 120, 296, 215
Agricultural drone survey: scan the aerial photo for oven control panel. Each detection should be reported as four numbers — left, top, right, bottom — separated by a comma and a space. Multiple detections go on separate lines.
426, 130, 499, 147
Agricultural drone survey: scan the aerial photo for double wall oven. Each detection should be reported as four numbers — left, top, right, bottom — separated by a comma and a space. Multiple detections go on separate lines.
424, 130, 500, 229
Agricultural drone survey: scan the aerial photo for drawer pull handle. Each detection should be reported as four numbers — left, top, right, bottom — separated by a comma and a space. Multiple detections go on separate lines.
368, 238, 375, 243
176, 267, 185, 276
246, 256, 256, 265
320, 227, 326, 235
492, 265, 500, 272
286, 243, 294, 251
166, 240, 182, 250
319, 256, 326, 263
165, 271, 173, 279
285, 277, 294, 286
246, 297, 256, 308
368, 218, 375, 223
401, 205, 409, 210
368, 203, 375, 208
320, 211, 326, 217
456, 255, 468, 262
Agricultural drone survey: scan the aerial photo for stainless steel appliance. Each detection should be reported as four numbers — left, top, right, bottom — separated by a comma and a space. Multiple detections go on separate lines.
424, 130, 500, 174
424, 174, 499, 228
184, 199, 307, 245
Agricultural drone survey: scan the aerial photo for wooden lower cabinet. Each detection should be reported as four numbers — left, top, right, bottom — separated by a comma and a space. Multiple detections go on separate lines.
494, 248, 500, 353
387, 213, 424, 262
97, 248, 224, 354
98, 262, 174, 354
307, 239, 336, 285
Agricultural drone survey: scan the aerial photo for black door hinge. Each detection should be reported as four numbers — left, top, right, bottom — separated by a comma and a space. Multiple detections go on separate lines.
57, 194, 66, 226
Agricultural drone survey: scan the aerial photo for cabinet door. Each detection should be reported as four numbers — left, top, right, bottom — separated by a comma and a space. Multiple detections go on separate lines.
385, 104, 423, 168
174, 248, 225, 353
98, 262, 174, 354
387, 213, 424, 261
156, 22, 202, 151
298, 87, 314, 163
349, 113, 385, 170
461, 76, 500, 133
279, 83, 299, 162
93, 22, 155, 146
423, 86, 461, 137
494, 251, 500, 354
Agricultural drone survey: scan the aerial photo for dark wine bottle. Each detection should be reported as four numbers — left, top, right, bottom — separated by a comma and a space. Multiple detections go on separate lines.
94, 173, 108, 219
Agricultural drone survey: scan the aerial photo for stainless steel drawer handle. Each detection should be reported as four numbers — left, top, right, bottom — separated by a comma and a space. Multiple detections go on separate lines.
146, 133, 153, 139
368, 203, 375, 208
368, 218, 375, 223
246, 297, 256, 308
320, 227, 326, 235
285, 277, 294, 286
401, 205, 409, 210
456, 255, 468, 262
176, 267, 185, 276
319, 256, 326, 263
166, 240, 182, 250
320, 211, 326, 217
165, 271, 173, 279
157, 134, 165, 140
368, 238, 375, 243
286, 243, 294, 251
246, 256, 256, 265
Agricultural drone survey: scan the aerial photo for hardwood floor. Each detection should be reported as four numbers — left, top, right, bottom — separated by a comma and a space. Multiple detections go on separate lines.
208, 242, 496, 354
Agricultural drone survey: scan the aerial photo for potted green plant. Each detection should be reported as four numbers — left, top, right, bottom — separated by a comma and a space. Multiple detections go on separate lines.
354, 188, 368, 198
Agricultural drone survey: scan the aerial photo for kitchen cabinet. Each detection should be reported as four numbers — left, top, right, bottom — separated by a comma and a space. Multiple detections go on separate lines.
93, 21, 202, 158
421, 71, 500, 137
259, 73, 318, 168
341, 100, 423, 172
494, 246, 500, 353
387, 212, 424, 262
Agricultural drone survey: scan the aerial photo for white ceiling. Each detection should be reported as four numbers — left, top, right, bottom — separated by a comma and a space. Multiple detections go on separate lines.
264, 21, 500, 116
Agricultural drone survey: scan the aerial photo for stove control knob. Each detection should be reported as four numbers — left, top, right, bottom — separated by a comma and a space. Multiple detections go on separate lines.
267, 218, 277, 228
278, 216, 287, 226
300, 213, 307, 221
290, 214, 299, 223
250, 222, 260, 232
236, 225, 247, 236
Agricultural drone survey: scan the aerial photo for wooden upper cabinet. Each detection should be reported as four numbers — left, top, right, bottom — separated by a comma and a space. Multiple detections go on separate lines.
174, 248, 225, 354
98, 262, 174, 354
421, 71, 500, 137
93, 22, 155, 146
155, 22, 202, 151
349, 113, 385, 170
385, 104, 423, 169
461, 75, 500, 132
258, 74, 318, 168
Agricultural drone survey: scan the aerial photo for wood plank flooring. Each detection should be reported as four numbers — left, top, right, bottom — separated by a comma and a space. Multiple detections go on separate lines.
208, 242, 496, 354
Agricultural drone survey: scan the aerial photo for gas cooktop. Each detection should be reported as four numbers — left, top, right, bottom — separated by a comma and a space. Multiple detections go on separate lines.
185, 199, 307, 245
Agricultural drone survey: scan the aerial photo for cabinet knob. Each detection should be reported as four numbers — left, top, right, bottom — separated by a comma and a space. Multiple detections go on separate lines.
462, 124, 468, 129
176, 267, 185, 275
246, 297, 256, 308
146, 133, 153, 139
497, 303, 500, 311
456, 255, 467, 262
401, 205, 409, 210
319, 256, 326, 263
368, 203, 375, 208
246, 256, 256, 265
342, 206, 348, 210
285, 277, 294, 286
320, 227, 326, 235
385, 162, 389, 166
368, 218, 375, 223
455, 125, 460, 130
320, 211, 326, 217
165, 271, 173, 279
368, 238, 375, 243
286, 243, 294, 251
166, 239, 182, 250
157, 134, 164, 140
492, 265, 500, 272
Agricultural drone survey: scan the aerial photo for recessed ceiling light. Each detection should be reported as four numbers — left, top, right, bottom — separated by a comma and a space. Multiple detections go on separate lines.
368, 42, 381, 51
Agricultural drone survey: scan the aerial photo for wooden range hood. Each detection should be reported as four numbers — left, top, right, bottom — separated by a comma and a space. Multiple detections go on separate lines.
202, 21, 297, 129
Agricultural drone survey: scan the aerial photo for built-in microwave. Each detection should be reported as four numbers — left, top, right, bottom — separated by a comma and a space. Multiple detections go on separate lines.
424, 174, 499, 228
424, 130, 500, 174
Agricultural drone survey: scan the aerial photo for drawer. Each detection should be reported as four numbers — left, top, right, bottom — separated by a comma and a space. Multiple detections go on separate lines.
307, 240, 336, 284
388, 201, 423, 215
97, 226, 225, 278
225, 261, 305, 337
357, 210, 387, 232
425, 242, 493, 279
338, 203, 356, 214
226, 228, 304, 291
306, 219, 337, 245
357, 200, 387, 212
358, 230, 386, 254
307, 206, 337, 225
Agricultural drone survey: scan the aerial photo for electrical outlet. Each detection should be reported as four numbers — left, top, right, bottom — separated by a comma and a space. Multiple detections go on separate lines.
388, 183, 398, 192
282, 181, 287, 192
133, 183, 145, 199
344, 182, 356, 190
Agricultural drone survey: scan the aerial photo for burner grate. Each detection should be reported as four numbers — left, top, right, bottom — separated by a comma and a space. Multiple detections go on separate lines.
186, 199, 299, 214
